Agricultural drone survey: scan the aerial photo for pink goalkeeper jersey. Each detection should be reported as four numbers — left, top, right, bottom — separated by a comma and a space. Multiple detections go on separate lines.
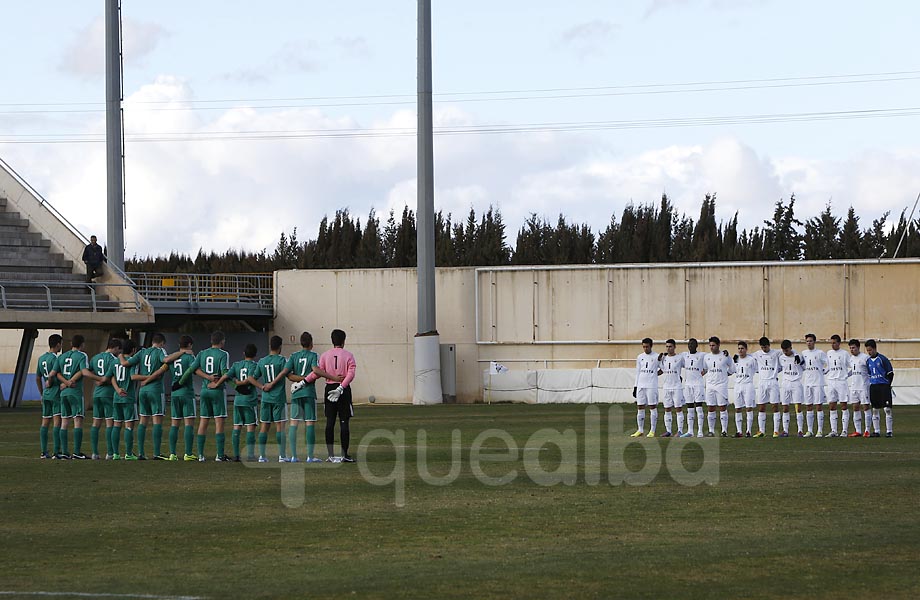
316, 347, 357, 388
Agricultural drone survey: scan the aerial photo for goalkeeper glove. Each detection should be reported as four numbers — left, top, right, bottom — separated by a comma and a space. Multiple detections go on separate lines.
722, 349, 729, 357
657, 353, 665, 362
327, 386, 344, 403
794, 355, 803, 365
632, 387, 637, 398
733, 354, 739, 363
291, 380, 306, 393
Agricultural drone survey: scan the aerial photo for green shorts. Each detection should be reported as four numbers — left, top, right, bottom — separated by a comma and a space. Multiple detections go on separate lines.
113, 402, 138, 422
41, 397, 61, 419
171, 394, 197, 419
93, 392, 115, 420
259, 402, 287, 423
60, 395, 84, 419
200, 389, 227, 419
290, 397, 317, 421
138, 388, 165, 417
234, 406, 257, 426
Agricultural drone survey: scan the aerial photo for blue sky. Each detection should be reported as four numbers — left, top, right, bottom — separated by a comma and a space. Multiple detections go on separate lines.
2, 0, 919, 256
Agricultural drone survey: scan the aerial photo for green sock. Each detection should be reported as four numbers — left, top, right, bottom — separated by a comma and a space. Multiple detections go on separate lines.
153, 424, 163, 456
306, 424, 316, 459
169, 426, 179, 455
246, 431, 256, 458
53, 426, 61, 454
73, 427, 83, 454
276, 431, 287, 458
60, 429, 69, 455
90, 426, 100, 456
197, 434, 206, 457
40, 426, 48, 454
288, 425, 298, 459
125, 428, 134, 454
232, 430, 241, 457
258, 432, 267, 456
137, 424, 147, 456
184, 426, 194, 456
111, 426, 121, 455
106, 426, 114, 455
215, 433, 226, 457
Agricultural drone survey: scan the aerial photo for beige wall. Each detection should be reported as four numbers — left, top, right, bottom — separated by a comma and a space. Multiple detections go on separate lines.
272, 261, 920, 404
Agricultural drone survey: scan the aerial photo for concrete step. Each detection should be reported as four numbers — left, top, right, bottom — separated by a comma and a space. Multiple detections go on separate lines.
0, 248, 66, 261
0, 197, 6, 207
0, 235, 50, 248
0, 263, 74, 274
0, 271, 85, 281
0, 223, 30, 234
0, 212, 28, 226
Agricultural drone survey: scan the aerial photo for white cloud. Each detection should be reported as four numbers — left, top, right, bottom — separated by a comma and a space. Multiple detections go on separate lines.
58, 16, 168, 80
559, 20, 618, 58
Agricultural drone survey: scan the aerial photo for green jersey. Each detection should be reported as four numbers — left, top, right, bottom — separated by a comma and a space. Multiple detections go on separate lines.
286, 349, 318, 399
189, 347, 230, 389
90, 351, 119, 397
36, 351, 61, 402
108, 359, 138, 403
226, 359, 259, 407
170, 353, 197, 398
138, 346, 168, 393
56, 349, 88, 400
254, 354, 288, 404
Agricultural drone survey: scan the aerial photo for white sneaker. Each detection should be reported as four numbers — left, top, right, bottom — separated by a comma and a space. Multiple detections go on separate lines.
91, 453, 101, 460
279, 456, 289, 463
291, 380, 306, 393
105, 454, 113, 460
198, 455, 206, 462
258, 456, 268, 463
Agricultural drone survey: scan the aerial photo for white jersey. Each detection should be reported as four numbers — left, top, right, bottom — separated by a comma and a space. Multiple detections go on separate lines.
751, 349, 781, 383
734, 355, 759, 386
847, 352, 870, 390
680, 351, 706, 388
659, 354, 684, 390
635, 352, 660, 389
703, 353, 735, 388
779, 351, 804, 383
825, 349, 849, 382
801, 348, 828, 387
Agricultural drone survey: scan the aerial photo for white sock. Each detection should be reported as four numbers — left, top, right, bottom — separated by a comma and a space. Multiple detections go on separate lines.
783, 412, 791, 434
796, 411, 804, 434
696, 407, 705, 434
708, 411, 717, 433
734, 412, 743, 434
637, 409, 646, 433
806, 411, 815, 433
746, 411, 754, 434
772, 411, 780, 434
720, 411, 729, 434
687, 407, 695, 434
759, 412, 766, 434
884, 407, 893, 433
677, 411, 685, 435
664, 411, 673, 434
817, 410, 825, 434
649, 408, 658, 433
829, 409, 838, 434
853, 409, 863, 433
872, 409, 880, 433
842, 407, 850, 434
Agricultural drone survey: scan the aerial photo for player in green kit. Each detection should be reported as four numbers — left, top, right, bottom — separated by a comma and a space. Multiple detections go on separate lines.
183, 331, 231, 462
132, 333, 170, 459
164, 335, 198, 461
35, 334, 63, 459
212, 344, 259, 462
250, 335, 290, 463
109, 340, 144, 460
286, 331, 336, 463
55, 334, 90, 459
87, 338, 122, 459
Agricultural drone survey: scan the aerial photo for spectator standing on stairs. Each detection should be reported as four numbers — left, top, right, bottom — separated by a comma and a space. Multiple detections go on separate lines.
82, 235, 106, 282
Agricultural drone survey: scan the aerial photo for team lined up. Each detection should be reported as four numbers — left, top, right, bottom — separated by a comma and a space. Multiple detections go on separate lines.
35, 329, 358, 462
632, 335, 896, 438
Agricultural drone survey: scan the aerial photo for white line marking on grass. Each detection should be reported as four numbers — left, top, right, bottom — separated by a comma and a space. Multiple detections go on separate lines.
0, 592, 206, 599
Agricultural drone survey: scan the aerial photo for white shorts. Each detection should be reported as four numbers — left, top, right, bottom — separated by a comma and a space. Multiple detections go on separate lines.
662, 388, 684, 409
705, 386, 729, 407
636, 387, 659, 407
804, 385, 825, 406
848, 387, 870, 406
758, 382, 780, 405
826, 381, 848, 404
781, 382, 804, 406
683, 385, 704, 405
734, 385, 756, 409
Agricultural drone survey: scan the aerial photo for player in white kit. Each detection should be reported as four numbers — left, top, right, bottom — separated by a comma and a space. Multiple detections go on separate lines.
846, 339, 871, 437
778, 340, 805, 436
681, 338, 707, 438
658, 339, 686, 437
631, 338, 661, 438
732, 341, 759, 437
824, 334, 849, 437
702, 336, 735, 437
801, 333, 829, 437
752, 337, 782, 437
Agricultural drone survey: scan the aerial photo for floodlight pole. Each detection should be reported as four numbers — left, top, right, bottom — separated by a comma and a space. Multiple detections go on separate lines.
105, 0, 125, 270
413, 0, 444, 404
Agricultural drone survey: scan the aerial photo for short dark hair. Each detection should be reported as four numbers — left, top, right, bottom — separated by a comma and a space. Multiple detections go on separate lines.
179, 335, 194, 349
107, 337, 123, 350
738, 341, 748, 349
151, 332, 166, 345
865, 339, 877, 349
848, 339, 860, 348
211, 331, 225, 345
781, 339, 792, 350
244, 343, 257, 358
123, 339, 137, 355
72, 334, 85, 348
830, 334, 842, 343
758, 336, 770, 346
688, 338, 698, 345
48, 334, 63, 348
641, 337, 653, 345
300, 331, 313, 348
331, 329, 346, 347
805, 333, 817, 342
709, 336, 720, 345
665, 338, 676, 345
270, 335, 283, 351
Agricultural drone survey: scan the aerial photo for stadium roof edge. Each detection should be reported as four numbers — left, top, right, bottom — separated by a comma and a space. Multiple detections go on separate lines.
473, 258, 920, 272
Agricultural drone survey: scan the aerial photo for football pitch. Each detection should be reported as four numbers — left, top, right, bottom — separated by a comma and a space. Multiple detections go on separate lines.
2, 404, 919, 599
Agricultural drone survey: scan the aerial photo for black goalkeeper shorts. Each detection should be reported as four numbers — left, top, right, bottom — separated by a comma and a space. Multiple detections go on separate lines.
869, 384, 892, 409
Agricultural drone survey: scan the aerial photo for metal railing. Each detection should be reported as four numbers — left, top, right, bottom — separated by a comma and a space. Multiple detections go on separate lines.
127, 272, 273, 307
0, 281, 140, 312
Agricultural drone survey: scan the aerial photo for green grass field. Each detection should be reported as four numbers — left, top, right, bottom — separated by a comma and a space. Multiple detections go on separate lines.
2, 403, 919, 599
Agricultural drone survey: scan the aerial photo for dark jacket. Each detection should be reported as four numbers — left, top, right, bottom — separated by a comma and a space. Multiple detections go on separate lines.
82, 243, 106, 266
